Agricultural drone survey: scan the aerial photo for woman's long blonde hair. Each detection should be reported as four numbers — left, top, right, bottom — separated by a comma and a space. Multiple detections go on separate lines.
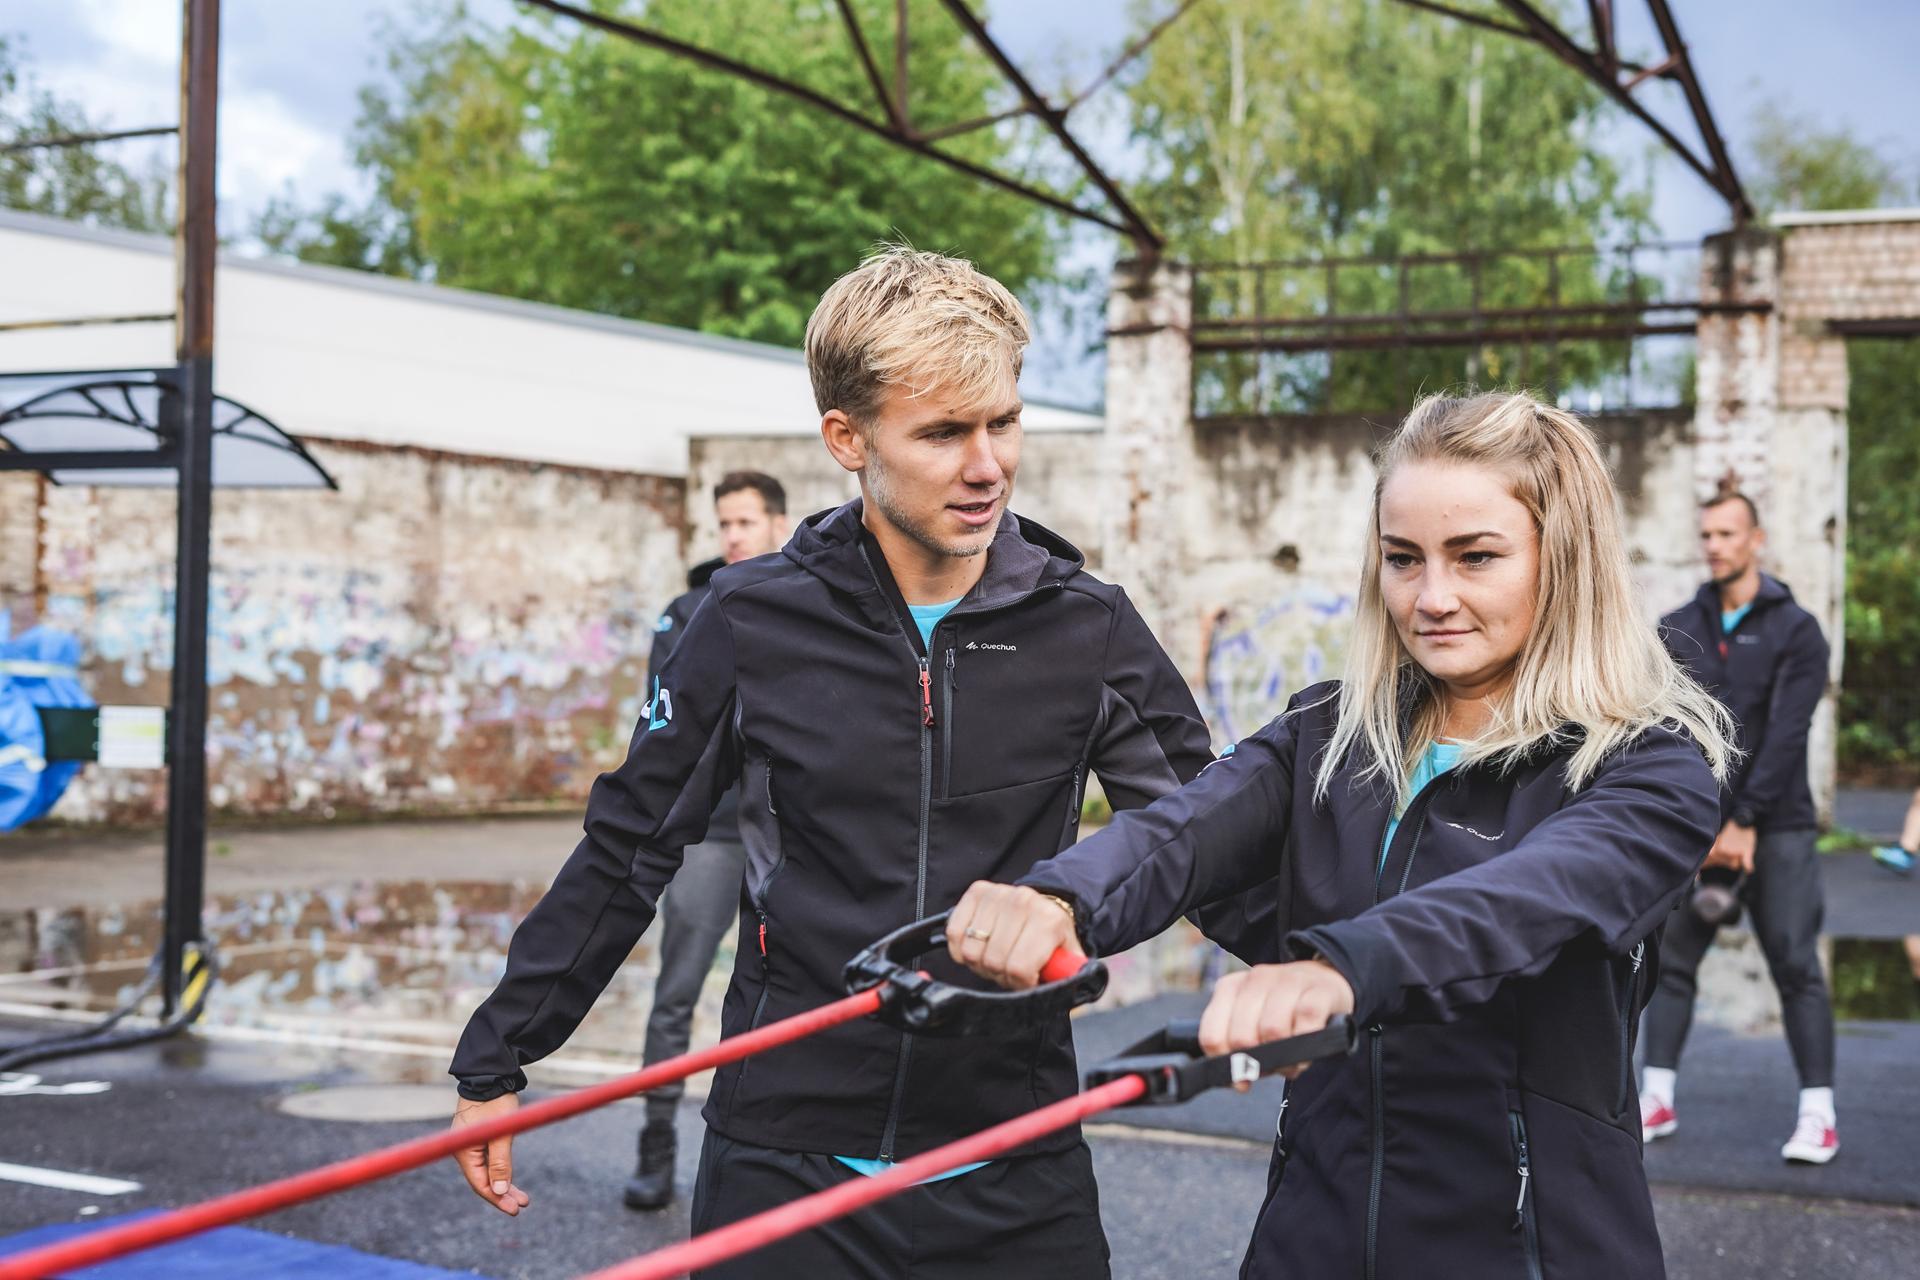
1313, 391, 1735, 802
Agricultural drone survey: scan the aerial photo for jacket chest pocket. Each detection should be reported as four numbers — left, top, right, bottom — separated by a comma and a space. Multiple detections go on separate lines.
938, 646, 1091, 798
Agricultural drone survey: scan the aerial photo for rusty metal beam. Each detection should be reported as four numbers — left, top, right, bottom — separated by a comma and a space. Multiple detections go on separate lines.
895, 0, 910, 130
1195, 320, 1695, 354
0, 313, 173, 334
1394, 0, 1744, 220
518, 0, 1140, 240
1643, 0, 1751, 220
917, 105, 1034, 145
1396, 0, 1532, 41
0, 124, 177, 155
834, 0, 904, 131
1484, 0, 1746, 219
1059, 0, 1203, 115
1586, 0, 1615, 73
938, 0, 1163, 254
922, 0, 1202, 144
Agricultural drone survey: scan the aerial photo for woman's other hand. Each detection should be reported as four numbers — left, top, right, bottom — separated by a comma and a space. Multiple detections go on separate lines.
1199, 960, 1356, 1082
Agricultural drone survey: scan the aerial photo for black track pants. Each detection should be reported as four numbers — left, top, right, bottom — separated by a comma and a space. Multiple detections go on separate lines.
1642, 826, 1836, 1088
689, 1129, 1111, 1279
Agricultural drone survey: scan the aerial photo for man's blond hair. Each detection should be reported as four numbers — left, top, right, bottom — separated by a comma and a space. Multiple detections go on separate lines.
805, 246, 1031, 431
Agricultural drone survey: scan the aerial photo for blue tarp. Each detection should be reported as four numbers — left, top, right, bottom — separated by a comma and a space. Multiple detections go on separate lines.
0, 1211, 470, 1277
0, 616, 92, 831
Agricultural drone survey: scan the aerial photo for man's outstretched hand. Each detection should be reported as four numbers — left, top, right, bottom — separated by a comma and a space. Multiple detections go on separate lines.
451, 1092, 532, 1216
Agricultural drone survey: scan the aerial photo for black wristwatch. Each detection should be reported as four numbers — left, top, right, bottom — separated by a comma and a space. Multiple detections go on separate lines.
1729, 804, 1758, 829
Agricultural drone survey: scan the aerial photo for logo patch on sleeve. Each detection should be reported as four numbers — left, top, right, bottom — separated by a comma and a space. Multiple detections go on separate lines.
645, 676, 674, 730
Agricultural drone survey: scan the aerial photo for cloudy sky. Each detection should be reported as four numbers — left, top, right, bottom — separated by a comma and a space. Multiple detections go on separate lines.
7, 1, 1918, 400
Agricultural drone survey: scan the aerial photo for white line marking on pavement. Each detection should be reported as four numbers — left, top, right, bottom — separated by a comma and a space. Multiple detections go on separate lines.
0, 1162, 141, 1195
0, 1072, 112, 1097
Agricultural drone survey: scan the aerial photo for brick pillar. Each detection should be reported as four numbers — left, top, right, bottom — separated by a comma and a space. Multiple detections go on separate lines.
1101, 258, 1199, 673
1694, 226, 1843, 821
1693, 228, 1780, 504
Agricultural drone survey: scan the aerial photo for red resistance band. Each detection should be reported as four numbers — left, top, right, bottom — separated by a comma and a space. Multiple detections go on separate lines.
0, 947, 1084, 1280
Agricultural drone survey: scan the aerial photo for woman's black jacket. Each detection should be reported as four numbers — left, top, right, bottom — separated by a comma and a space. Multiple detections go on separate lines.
1021, 682, 1719, 1280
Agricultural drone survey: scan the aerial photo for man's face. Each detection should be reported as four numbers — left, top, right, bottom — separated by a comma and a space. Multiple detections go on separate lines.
716, 489, 785, 564
1698, 499, 1762, 585
858, 380, 1023, 560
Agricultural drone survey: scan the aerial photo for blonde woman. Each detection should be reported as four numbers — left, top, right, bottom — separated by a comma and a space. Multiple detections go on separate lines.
948, 392, 1733, 1280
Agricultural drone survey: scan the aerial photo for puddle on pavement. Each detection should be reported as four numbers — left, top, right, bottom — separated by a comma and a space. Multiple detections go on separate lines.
1831, 936, 1920, 1022
0, 881, 735, 1067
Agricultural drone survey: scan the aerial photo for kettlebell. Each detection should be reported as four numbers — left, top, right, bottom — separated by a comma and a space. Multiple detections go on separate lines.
1689, 872, 1748, 927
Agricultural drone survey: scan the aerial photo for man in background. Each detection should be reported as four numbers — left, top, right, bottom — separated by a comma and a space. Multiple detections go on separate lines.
624, 470, 788, 1210
1642, 491, 1840, 1164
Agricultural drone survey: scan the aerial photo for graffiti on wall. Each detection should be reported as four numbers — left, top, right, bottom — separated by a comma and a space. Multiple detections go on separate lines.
10, 443, 686, 823
1201, 584, 1355, 747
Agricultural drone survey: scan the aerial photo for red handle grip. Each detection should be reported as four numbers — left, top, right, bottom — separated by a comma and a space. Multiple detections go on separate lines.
1039, 945, 1086, 984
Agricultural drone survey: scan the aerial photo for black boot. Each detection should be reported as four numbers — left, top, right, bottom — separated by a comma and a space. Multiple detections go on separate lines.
622, 1119, 677, 1211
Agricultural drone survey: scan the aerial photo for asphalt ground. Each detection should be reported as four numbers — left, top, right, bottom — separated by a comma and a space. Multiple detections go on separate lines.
4, 806, 1918, 1277
4, 1003, 1919, 1279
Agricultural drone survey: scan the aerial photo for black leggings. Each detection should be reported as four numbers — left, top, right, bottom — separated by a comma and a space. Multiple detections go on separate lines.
1641, 826, 1836, 1088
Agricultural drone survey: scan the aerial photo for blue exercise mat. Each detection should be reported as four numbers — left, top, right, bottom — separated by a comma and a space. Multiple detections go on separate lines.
0, 620, 92, 831
0, 1210, 473, 1278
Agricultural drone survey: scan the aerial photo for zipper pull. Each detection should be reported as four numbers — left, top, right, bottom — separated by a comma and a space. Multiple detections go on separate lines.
1630, 940, 1645, 973
1512, 1138, 1530, 1229
919, 660, 933, 727
756, 909, 768, 959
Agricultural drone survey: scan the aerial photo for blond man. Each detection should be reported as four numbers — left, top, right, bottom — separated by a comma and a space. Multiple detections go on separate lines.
446, 248, 1212, 1277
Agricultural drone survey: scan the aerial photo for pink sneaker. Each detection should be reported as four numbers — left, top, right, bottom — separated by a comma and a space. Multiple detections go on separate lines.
1781, 1114, 1839, 1164
1639, 1094, 1678, 1143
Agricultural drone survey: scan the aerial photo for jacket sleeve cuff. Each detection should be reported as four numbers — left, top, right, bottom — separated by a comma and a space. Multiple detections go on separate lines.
1286, 923, 1394, 1026
455, 1071, 527, 1102
1014, 874, 1097, 955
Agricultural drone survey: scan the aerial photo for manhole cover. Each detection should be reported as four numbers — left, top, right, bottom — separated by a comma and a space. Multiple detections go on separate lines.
277, 1084, 452, 1122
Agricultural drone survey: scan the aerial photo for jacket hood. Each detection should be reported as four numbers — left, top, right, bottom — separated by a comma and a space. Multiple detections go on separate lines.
781, 499, 1085, 613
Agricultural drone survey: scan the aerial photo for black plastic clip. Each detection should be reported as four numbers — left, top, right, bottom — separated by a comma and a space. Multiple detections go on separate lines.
843, 910, 1110, 1038
1083, 1015, 1357, 1105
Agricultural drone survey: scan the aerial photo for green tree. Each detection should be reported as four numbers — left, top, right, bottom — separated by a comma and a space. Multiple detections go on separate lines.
1738, 106, 1920, 772
0, 36, 171, 232
1124, 0, 1654, 413
1747, 100, 1913, 215
261, 1, 1062, 347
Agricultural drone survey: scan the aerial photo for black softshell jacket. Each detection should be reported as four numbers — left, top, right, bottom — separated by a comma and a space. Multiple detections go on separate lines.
452, 501, 1213, 1160
650, 557, 738, 843
1660, 574, 1828, 832
1021, 683, 1719, 1280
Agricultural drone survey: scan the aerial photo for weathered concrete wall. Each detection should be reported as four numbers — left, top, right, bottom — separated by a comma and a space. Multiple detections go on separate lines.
685, 430, 1106, 570
5, 442, 686, 822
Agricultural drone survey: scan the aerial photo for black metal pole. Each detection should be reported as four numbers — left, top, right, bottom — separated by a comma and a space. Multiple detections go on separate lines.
162, 0, 218, 1017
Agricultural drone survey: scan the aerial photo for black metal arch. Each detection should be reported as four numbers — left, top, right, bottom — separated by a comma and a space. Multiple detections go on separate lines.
0, 369, 336, 489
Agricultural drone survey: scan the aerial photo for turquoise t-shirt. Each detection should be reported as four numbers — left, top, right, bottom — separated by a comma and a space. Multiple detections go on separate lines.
1381, 740, 1466, 869
832, 1155, 991, 1184
908, 597, 964, 648
1722, 602, 1752, 635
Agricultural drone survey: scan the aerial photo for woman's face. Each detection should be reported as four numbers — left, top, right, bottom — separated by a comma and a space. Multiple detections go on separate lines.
1377, 460, 1541, 703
